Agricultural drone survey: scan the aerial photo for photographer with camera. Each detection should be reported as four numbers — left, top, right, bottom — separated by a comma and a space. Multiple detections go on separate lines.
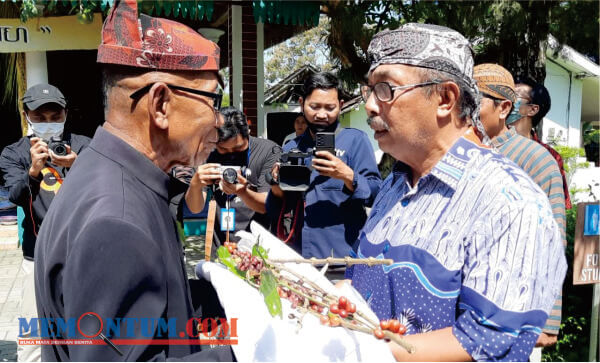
266, 72, 381, 264
0, 83, 89, 361
185, 106, 281, 254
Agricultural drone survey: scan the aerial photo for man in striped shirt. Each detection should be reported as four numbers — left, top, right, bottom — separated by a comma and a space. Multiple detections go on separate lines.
512, 78, 572, 210
474, 64, 566, 349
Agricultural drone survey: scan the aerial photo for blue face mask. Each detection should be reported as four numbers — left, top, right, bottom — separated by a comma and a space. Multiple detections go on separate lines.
506, 99, 524, 125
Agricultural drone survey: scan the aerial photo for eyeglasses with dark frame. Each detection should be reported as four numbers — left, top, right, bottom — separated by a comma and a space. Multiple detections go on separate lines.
482, 93, 505, 106
130, 83, 222, 111
361, 81, 441, 103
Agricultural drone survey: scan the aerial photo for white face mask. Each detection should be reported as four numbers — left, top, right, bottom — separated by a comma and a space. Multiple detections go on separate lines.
26, 115, 65, 140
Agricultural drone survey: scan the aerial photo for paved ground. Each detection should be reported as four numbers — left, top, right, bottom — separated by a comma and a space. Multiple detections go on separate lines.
0, 227, 207, 362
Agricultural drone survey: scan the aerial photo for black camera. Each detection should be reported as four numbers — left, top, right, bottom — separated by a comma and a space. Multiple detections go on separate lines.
222, 167, 239, 184
46, 137, 68, 156
279, 149, 312, 192
220, 166, 251, 185
278, 132, 335, 192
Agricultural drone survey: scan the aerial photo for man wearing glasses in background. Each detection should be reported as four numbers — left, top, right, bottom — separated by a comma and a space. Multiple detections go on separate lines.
346, 24, 566, 361
34, 1, 233, 361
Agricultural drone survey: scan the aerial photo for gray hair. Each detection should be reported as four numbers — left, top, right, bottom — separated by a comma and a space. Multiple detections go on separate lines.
415, 67, 488, 143
101, 65, 150, 117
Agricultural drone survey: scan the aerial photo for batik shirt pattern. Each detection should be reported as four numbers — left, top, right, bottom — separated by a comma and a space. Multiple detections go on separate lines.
347, 131, 566, 361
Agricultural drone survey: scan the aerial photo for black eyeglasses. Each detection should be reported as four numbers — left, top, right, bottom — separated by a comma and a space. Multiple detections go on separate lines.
361, 81, 440, 103
482, 93, 504, 105
130, 83, 222, 110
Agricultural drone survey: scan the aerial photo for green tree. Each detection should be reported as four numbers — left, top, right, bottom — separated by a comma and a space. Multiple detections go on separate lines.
321, 0, 599, 84
264, 16, 333, 87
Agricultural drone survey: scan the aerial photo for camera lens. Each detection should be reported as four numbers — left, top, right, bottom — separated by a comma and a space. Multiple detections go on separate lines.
222, 168, 238, 184
52, 144, 67, 156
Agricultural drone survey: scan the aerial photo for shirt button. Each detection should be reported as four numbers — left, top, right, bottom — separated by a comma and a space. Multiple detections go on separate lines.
401, 199, 409, 207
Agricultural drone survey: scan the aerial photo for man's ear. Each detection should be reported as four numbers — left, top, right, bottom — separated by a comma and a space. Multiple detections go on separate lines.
527, 104, 540, 117
299, 97, 304, 109
499, 100, 512, 121
148, 83, 170, 130
437, 82, 460, 119
338, 99, 344, 110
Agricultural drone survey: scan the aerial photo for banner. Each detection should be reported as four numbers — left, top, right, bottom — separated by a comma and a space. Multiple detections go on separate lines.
573, 202, 600, 285
0, 15, 102, 53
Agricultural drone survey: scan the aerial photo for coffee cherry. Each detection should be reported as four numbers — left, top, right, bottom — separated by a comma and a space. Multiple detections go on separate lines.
347, 302, 356, 314
380, 320, 390, 330
338, 309, 348, 318
389, 319, 400, 333
373, 328, 384, 339
320, 315, 329, 325
329, 315, 341, 327
398, 324, 407, 335
338, 296, 347, 310
329, 303, 339, 314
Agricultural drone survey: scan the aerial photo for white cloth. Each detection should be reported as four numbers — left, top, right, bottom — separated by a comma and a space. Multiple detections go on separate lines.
17, 259, 41, 362
196, 222, 395, 362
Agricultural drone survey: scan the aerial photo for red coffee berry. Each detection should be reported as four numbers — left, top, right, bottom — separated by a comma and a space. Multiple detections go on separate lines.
373, 328, 385, 339
329, 303, 339, 314
398, 324, 407, 335
339, 309, 348, 318
338, 296, 347, 310
380, 320, 390, 330
389, 319, 400, 333
347, 302, 356, 314
320, 315, 329, 325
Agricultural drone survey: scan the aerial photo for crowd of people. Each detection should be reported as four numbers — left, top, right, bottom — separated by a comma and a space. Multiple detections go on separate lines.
0, 0, 569, 361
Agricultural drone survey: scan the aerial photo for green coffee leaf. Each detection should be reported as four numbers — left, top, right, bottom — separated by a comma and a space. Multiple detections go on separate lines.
259, 270, 282, 318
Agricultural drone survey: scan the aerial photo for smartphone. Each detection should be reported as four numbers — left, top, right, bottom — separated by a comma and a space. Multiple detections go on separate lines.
314, 132, 335, 157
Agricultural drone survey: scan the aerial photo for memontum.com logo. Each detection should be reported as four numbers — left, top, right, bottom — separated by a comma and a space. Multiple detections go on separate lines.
19, 312, 237, 356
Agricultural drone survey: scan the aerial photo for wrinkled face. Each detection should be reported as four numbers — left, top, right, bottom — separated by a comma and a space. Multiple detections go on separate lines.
165, 72, 222, 167
25, 104, 66, 123
301, 88, 341, 126
364, 64, 438, 161
216, 134, 249, 154
294, 115, 307, 135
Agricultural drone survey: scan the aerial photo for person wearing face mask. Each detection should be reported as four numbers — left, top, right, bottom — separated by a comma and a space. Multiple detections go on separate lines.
183, 106, 281, 255
508, 78, 572, 210
0, 83, 90, 361
266, 72, 381, 270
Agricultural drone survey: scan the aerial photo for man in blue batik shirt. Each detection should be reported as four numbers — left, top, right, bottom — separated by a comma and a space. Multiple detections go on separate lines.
266, 72, 381, 261
346, 23, 566, 361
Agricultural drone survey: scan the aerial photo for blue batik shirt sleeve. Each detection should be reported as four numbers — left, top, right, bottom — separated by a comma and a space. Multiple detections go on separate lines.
342, 131, 381, 207
453, 190, 567, 361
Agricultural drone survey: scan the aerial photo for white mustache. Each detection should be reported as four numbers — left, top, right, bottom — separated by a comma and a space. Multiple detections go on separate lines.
367, 117, 390, 131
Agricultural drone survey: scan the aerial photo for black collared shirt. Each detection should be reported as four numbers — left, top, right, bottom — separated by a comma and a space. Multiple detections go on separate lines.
34, 127, 233, 361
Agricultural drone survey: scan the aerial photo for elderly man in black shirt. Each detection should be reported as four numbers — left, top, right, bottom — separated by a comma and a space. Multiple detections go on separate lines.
34, 0, 233, 361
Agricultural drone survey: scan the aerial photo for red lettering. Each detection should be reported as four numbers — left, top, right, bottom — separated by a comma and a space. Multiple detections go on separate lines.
185, 318, 200, 338
201, 318, 218, 337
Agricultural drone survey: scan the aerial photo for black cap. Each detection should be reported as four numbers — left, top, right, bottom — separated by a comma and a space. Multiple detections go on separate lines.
22, 83, 66, 111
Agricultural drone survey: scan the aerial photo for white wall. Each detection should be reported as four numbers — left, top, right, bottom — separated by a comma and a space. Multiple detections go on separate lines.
543, 60, 583, 147
340, 103, 379, 152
